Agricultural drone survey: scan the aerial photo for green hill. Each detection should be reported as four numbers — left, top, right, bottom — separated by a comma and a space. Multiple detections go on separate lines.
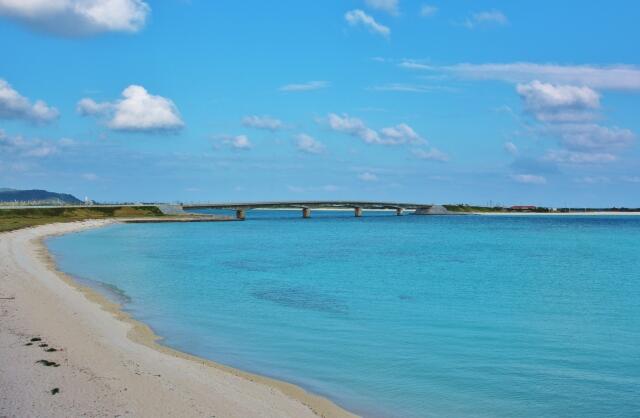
0, 189, 83, 205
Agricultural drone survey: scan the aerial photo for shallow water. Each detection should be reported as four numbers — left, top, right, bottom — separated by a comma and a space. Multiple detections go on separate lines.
47, 212, 640, 417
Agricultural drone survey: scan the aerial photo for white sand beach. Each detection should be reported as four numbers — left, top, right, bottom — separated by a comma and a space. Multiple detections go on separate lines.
0, 220, 355, 418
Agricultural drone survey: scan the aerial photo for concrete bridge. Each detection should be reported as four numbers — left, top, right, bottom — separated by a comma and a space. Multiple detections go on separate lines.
183, 201, 430, 220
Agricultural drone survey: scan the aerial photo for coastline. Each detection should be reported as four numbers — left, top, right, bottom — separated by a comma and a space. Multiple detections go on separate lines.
0, 220, 356, 418
472, 211, 640, 216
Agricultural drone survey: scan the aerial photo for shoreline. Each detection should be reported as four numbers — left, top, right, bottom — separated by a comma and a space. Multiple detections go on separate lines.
472, 211, 640, 216
0, 220, 356, 418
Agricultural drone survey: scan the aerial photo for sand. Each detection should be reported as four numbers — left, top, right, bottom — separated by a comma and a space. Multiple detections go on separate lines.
0, 220, 356, 418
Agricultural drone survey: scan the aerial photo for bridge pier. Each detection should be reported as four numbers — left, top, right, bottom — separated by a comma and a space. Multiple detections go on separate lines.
236, 209, 245, 220
354, 207, 363, 217
396, 208, 404, 216
302, 207, 311, 218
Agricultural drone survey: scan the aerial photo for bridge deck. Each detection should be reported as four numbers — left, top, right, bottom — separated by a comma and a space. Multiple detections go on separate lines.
183, 201, 430, 210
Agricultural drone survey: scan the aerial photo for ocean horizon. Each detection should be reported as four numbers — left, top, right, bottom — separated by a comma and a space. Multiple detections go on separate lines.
47, 211, 640, 417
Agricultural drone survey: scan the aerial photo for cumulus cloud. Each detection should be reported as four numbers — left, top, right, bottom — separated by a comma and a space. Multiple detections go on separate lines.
295, 134, 325, 154
78, 85, 184, 132
364, 0, 398, 15
0, 0, 150, 36
327, 113, 381, 144
420, 4, 437, 17
0, 79, 59, 123
507, 78, 635, 167
380, 124, 425, 144
222, 135, 252, 150
511, 174, 546, 184
434, 63, 640, 91
345, 9, 390, 37
326, 113, 425, 145
242, 115, 283, 131
517, 80, 600, 122
76, 97, 111, 116
279, 80, 329, 92
358, 171, 378, 182
411, 147, 449, 162
463, 10, 508, 29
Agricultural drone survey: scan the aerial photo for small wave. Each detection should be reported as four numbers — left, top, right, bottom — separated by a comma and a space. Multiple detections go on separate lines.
74, 276, 132, 305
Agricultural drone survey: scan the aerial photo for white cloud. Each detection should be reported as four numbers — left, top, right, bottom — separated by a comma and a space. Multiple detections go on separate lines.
621, 176, 640, 183
0, 129, 59, 158
295, 134, 325, 154
545, 124, 635, 151
412, 147, 449, 162
398, 60, 432, 70
76, 97, 111, 115
463, 10, 508, 29
517, 80, 600, 122
279, 81, 330, 92
358, 171, 378, 182
511, 174, 546, 184
436, 63, 640, 91
380, 123, 425, 144
420, 4, 437, 17
327, 113, 381, 143
0, 0, 149, 36
242, 115, 283, 131
544, 149, 617, 164
82, 172, 98, 181
504, 142, 518, 155
511, 81, 635, 165
223, 135, 252, 150
78, 85, 184, 132
0, 79, 58, 123
326, 113, 425, 145
345, 9, 390, 37
365, 0, 398, 15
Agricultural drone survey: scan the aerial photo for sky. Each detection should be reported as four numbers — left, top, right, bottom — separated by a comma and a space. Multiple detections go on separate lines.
0, 0, 639, 207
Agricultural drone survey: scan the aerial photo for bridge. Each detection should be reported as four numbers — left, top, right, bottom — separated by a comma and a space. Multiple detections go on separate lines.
183, 201, 431, 220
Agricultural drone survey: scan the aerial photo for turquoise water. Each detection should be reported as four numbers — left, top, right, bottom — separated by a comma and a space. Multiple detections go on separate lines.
47, 212, 640, 417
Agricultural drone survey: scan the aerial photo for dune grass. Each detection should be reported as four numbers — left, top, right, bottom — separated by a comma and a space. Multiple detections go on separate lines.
0, 206, 164, 233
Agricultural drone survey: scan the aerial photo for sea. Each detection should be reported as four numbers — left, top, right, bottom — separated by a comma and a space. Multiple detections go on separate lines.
46, 211, 640, 417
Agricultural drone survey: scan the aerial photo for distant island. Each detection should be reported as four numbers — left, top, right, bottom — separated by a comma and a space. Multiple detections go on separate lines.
0, 188, 82, 205
438, 204, 640, 214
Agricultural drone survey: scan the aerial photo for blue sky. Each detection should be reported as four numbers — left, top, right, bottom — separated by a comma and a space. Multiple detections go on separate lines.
1, 0, 639, 206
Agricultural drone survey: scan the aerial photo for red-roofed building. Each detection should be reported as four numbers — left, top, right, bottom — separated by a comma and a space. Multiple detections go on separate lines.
510, 205, 537, 212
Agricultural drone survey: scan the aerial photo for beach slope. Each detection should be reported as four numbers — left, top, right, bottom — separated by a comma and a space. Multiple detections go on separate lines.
0, 221, 354, 418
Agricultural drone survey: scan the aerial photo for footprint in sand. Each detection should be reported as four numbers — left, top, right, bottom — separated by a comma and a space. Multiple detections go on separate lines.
36, 360, 60, 367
